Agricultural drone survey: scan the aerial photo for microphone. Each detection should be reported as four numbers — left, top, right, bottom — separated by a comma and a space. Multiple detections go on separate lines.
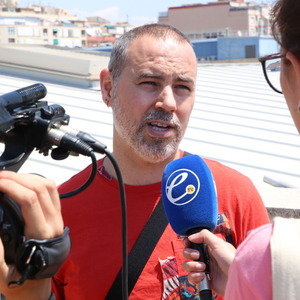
161, 154, 218, 300
0, 83, 47, 111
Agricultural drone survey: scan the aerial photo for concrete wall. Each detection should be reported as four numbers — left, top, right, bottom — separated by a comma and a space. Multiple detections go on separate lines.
0, 45, 110, 88
257, 186, 300, 220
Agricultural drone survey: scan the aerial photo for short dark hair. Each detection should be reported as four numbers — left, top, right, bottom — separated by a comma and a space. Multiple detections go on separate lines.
271, 0, 300, 55
108, 24, 192, 82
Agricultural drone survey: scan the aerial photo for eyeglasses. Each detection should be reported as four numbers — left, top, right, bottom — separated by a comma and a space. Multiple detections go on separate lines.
258, 53, 286, 94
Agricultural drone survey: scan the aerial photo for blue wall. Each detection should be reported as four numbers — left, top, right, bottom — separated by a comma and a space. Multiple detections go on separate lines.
86, 37, 279, 61
259, 38, 279, 57
192, 36, 278, 61
192, 39, 218, 61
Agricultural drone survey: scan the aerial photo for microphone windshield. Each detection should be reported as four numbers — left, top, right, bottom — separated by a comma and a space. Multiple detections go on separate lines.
162, 155, 218, 236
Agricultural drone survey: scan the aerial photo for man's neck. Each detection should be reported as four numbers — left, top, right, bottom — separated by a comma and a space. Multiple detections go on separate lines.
103, 148, 181, 186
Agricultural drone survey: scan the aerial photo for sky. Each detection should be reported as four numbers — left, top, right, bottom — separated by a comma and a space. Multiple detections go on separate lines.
18, 0, 274, 25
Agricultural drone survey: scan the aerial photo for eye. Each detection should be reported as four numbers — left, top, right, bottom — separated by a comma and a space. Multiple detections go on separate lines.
176, 84, 191, 91
140, 81, 157, 86
174, 83, 193, 95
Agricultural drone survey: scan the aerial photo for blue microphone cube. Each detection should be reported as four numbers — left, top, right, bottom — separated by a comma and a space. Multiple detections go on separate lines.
162, 155, 218, 236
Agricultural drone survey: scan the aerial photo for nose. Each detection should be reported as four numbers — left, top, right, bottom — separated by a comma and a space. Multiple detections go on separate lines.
155, 86, 177, 112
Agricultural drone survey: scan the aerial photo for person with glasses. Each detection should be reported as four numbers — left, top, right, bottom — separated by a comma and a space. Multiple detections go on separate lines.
183, 0, 300, 299
259, 53, 285, 94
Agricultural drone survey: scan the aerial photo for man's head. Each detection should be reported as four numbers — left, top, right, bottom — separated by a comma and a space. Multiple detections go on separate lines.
101, 24, 197, 163
108, 24, 193, 83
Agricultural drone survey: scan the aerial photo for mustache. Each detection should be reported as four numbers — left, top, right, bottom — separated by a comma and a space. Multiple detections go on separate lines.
142, 110, 180, 127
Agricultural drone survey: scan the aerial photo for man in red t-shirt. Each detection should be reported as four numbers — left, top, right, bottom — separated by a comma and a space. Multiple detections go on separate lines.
54, 153, 269, 300
53, 24, 269, 300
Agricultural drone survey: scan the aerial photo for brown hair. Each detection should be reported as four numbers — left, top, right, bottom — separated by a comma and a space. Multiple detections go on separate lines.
108, 24, 192, 82
271, 0, 300, 55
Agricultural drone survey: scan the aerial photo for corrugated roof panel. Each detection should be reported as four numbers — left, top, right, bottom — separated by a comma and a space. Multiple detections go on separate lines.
0, 62, 299, 190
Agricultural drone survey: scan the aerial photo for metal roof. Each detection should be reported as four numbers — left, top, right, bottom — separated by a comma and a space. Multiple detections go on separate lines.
0, 61, 299, 193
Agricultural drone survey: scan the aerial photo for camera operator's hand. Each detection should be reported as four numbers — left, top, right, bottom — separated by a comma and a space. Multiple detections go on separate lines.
182, 229, 236, 296
0, 171, 63, 300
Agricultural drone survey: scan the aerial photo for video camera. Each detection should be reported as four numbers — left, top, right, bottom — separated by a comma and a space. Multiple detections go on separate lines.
0, 83, 71, 264
0, 83, 105, 284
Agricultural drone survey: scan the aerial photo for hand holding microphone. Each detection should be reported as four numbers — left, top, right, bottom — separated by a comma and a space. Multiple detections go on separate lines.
162, 154, 218, 300
183, 229, 236, 296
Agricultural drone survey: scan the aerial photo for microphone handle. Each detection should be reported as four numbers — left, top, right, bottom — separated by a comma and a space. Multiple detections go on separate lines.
190, 242, 212, 300
188, 228, 212, 300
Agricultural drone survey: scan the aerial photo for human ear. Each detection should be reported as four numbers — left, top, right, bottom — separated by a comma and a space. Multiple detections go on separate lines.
100, 68, 113, 106
286, 52, 300, 84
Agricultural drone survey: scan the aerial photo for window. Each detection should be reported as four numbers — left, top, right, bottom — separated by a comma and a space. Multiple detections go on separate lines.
7, 27, 15, 35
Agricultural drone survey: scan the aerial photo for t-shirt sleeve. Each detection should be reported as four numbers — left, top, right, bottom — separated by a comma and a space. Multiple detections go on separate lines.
225, 224, 273, 300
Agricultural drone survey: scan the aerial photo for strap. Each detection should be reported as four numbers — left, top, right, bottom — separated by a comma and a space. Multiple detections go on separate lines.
106, 151, 192, 299
105, 199, 168, 299
8, 227, 71, 287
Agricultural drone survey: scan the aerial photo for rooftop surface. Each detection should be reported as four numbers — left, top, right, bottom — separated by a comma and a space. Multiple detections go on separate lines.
0, 49, 299, 212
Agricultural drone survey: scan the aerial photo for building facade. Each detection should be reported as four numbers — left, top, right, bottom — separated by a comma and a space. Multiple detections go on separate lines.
158, 0, 271, 40
0, 3, 87, 47
0, 2, 134, 48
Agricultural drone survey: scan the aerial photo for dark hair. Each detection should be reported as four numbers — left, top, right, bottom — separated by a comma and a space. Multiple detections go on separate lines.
271, 0, 300, 55
108, 24, 192, 82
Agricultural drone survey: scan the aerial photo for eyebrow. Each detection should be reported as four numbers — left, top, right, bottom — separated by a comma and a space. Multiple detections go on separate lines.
136, 73, 195, 85
136, 73, 163, 81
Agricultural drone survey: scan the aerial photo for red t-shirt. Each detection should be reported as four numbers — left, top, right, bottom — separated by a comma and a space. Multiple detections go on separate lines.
53, 150, 269, 299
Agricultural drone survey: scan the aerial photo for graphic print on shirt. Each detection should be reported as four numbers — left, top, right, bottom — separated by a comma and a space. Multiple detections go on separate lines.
160, 213, 232, 299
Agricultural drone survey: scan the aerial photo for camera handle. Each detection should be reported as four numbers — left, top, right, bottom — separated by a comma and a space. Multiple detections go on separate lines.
0, 132, 34, 172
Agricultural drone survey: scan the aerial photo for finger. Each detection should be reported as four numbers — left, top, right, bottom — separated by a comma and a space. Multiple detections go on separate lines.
0, 171, 60, 213
188, 272, 205, 284
0, 178, 48, 238
18, 174, 62, 224
183, 247, 200, 260
182, 261, 206, 273
0, 172, 63, 239
182, 261, 206, 284
183, 237, 191, 247
188, 229, 221, 247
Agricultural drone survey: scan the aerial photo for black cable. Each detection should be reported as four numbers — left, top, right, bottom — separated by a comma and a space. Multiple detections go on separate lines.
104, 150, 128, 300
59, 151, 98, 199
59, 148, 128, 300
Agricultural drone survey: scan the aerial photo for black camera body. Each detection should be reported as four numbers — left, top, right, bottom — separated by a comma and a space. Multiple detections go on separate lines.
0, 193, 25, 264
